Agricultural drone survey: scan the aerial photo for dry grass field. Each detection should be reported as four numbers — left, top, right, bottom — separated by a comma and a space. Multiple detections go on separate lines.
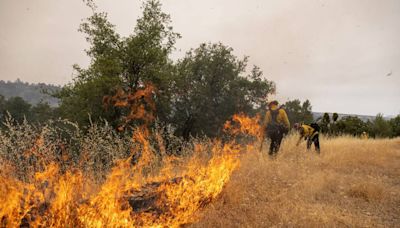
1, 119, 399, 227
191, 135, 400, 227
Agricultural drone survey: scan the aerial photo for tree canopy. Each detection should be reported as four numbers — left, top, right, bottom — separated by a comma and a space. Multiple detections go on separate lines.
284, 99, 313, 125
173, 43, 274, 137
54, 0, 275, 138
2, 0, 397, 139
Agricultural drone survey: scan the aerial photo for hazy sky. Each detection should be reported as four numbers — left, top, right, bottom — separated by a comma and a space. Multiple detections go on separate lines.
0, 0, 399, 116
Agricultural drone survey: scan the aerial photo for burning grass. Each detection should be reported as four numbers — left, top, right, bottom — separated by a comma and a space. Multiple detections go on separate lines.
1, 111, 399, 227
1, 85, 258, 227
0, 113, 259, 227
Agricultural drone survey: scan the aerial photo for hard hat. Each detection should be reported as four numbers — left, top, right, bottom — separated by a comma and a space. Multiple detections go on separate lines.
268, 100, 278, 107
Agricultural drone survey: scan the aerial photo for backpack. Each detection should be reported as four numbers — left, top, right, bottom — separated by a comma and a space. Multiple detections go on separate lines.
310, 122, 320, 132
266, 108, 288, 135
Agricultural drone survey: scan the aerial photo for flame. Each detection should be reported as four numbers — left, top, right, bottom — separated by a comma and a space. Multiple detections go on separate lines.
224, 113, 263, 139
104, 84, 157, 128
0, 85, 263, 227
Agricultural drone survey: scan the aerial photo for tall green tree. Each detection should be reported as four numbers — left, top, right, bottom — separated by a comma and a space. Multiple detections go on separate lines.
2, 97, 32, 123
389, 115, 400, 137
372, 114, 392, 138
31, 102, 55, 123
301, 99, 313, 123
284, 99, 302, 124
56, 0, 180, 127
332, 113, 339, 122
173, 43, 275, 138
320, 112, 331, 133
322, 113, 330, 124
284, 99, 313, 124
54, 0, 276, 138
330, 112, 339, 135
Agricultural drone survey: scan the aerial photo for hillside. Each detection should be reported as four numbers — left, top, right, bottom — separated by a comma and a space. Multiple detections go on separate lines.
0, 79, 60, 106
312, 112, 394, 122
191, 135, 400, 227
0, 80, 392, 121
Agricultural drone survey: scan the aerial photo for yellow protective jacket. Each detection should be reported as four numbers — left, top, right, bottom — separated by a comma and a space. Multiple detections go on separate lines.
297, 124, 318, 145
300, 124, 317, 137
263, 104, 290, 131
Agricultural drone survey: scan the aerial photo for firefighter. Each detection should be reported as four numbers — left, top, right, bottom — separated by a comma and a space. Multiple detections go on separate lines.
294, 123, 320, 153
262, 100, 290, 157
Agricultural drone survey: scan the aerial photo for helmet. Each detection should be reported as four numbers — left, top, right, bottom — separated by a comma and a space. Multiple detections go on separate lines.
268, 100, 278, 107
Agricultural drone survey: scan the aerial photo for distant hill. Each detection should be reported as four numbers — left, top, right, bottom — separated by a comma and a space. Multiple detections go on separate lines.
0, 79, 60, 106
312, 112, 392, 122
0, 80, 395, 121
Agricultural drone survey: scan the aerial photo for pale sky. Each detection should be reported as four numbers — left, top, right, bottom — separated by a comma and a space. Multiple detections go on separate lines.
0, 0, 399, 116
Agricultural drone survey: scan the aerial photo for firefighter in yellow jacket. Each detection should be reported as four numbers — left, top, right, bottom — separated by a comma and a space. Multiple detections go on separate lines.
262, 101, 290, 156
294, 123, 320, 153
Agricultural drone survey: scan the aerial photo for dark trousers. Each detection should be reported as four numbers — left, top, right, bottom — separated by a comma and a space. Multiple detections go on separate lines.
268, 131, 284, 156
307, 133, 320, 152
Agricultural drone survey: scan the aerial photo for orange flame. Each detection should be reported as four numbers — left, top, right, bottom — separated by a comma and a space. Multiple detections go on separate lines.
224, 113, 263, 139
104, 84, 156, 129
0, 86, 263, 227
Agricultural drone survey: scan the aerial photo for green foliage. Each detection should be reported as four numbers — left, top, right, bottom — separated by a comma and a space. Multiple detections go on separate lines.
2, 97, 32, 123
328, 113, 340, 135
173, 43, 275, 138
320, 113, 331, 133
31, 102, 55, 124
333, 113, 398, 138
0, 96, 57, 127
301, 100, 313, 123
372, 114, 392, 138
284, 100, 301, 124
0, 95, 5, 114
0, 79, 60, 106
55, 10, 123, 126
336, 116, 368, 136
389, 115, 400, 137
55, 0, 274, 138
332, 113, 339, 122
284, 99, 313, 124
56, 0, 180, 127
322, 113, 330, 124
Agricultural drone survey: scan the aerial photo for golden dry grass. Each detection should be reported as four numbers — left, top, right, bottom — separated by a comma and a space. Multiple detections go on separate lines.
191, 134, 400, 227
